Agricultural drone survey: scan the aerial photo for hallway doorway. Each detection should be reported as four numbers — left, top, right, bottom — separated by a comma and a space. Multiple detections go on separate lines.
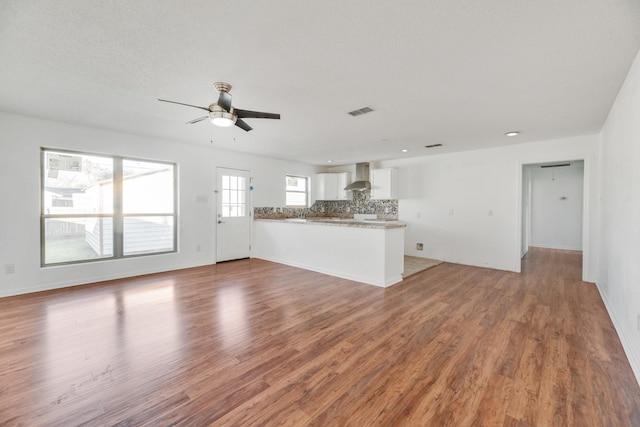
520, 160, 585, 276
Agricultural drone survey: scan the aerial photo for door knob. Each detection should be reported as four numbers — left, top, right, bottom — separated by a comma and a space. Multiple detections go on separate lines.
218, 220, 225, 224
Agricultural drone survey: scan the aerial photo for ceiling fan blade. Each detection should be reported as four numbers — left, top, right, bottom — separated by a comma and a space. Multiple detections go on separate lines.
235, 109, 280, 120
157, 99, 210, 112
217, 91, 232, 112
235, 118, 253, 132
186, 116, 209, 124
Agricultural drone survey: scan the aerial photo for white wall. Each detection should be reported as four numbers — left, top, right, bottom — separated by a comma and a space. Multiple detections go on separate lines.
521, 167, 531, 256
0, 112, 319, 297
598, 49, 640, 383
529, 162, 584, 251
377, 135, 600, 280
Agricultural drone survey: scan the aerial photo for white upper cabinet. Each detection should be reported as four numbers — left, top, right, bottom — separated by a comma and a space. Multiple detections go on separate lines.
370, 168, 398, 199
314, 172, 352, 201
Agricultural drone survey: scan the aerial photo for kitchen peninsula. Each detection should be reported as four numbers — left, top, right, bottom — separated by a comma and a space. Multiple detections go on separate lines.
252, 217, 406, 287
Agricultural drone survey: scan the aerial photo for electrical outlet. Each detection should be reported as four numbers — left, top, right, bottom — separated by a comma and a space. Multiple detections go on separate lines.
5, 264, 15, 274
416, 243, 424, 251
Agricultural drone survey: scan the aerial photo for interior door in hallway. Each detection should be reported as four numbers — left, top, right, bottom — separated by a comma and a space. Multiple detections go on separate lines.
216, 167, 251, 262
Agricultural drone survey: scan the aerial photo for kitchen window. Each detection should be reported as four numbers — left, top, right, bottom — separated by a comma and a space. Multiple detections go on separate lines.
285, 175, 309, 207
41, 148, 177, 266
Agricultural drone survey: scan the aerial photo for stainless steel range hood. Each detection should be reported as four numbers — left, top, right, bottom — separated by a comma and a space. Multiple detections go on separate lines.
344, 162, 371, 191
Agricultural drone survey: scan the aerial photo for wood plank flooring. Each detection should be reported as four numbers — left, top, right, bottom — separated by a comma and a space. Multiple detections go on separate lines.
1, 247, 639, 426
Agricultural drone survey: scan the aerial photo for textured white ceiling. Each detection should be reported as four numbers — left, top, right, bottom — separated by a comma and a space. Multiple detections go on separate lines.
1, 0, 639, 165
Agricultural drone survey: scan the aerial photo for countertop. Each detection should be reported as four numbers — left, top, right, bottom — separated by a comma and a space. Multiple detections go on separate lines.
254, 217, 406, 229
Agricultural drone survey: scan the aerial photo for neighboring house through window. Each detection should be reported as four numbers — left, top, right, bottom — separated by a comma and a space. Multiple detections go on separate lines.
41, 149, 177, 266
285, 175, 309, 207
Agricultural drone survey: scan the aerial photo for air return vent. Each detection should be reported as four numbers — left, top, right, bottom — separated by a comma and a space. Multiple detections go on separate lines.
348, 106, 374, 116
540, 163, 571, 168
425, 144, 443, 148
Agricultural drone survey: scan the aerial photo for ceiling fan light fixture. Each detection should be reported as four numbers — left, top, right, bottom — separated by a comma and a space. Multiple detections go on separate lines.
209, 111, 237, 127
158, 82, 279, 132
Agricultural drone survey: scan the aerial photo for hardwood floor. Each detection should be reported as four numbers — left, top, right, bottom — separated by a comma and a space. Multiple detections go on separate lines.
1, 247, 639, 426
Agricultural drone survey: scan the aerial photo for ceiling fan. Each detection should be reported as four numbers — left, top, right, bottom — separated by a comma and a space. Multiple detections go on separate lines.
158, 82, 280, 132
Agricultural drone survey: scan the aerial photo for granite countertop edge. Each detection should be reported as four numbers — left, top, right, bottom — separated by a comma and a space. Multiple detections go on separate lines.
254, 218, 407, 229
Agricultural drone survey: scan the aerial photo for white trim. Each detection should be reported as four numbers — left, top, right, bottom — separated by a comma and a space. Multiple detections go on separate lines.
529, 244, 583, 251
0, 260, 207, 298
597, 283, 640, 386
517, 156, 593, 281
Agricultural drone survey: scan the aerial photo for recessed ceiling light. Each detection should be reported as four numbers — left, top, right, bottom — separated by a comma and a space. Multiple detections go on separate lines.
505, 131, 520, 136
401, 149, 409, 153
327, 160, 333, 163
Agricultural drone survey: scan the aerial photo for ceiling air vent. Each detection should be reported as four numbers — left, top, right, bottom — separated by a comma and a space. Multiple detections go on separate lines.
425, 144, 443, 148
348, 106, 374, 116
540, 163, 571, 168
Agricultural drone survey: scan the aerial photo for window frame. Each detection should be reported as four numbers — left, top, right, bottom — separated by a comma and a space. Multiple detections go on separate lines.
40, 148, 178, 267
285, 174, 310, 207
219, 173, 248, 218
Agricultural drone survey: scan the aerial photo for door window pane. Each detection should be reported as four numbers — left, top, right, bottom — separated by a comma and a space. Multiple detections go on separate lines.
221, 174, 246, 217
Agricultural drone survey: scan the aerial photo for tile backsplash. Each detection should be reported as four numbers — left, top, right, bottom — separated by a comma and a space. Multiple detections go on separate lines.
254, 190, 398, 219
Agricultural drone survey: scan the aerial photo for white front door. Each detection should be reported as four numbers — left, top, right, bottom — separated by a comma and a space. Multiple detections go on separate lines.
216, 167, 251, 262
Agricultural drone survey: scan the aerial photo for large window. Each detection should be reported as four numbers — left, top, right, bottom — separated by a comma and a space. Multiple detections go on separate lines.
41, 149, 176, 266
285, 175, 309, 207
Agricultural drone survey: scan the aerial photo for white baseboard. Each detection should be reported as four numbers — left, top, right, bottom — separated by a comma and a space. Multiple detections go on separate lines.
596, 282, 640, 387
530, 244, 582, 251
0, 261, 209, 298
